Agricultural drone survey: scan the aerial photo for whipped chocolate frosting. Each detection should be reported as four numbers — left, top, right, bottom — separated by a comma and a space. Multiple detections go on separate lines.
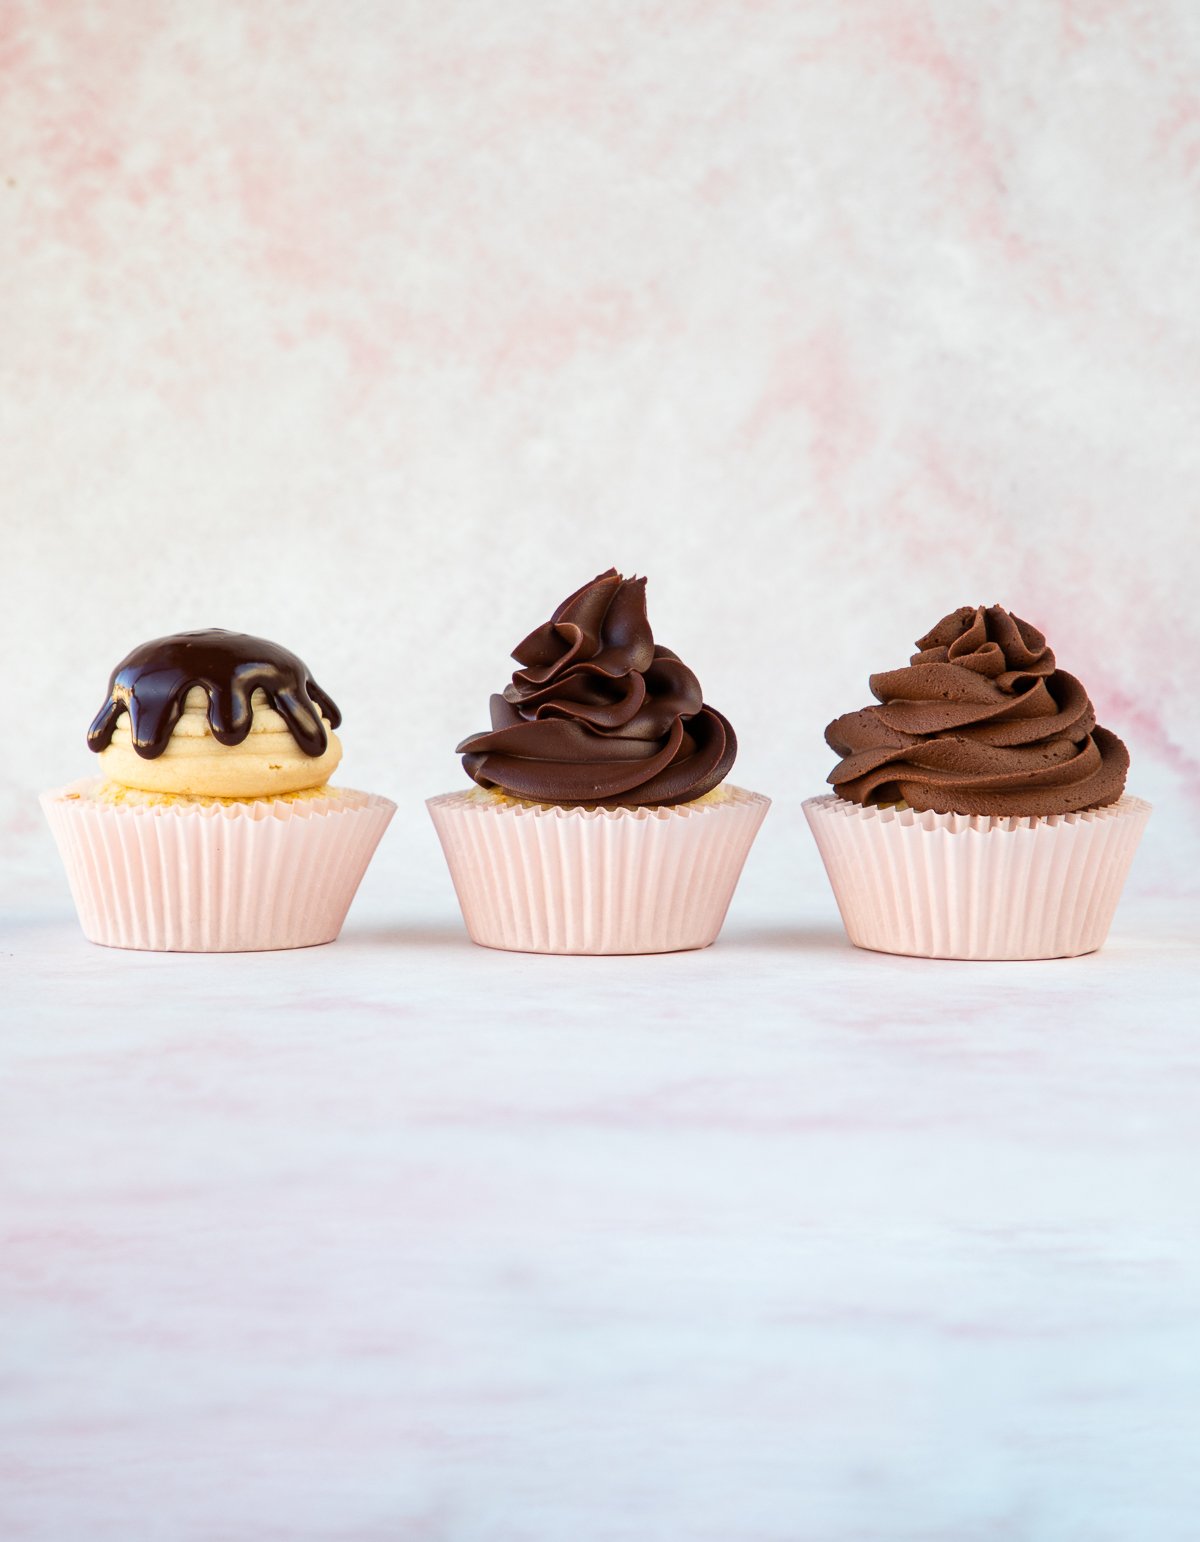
825, 605, 1129, 816
87, 630, 342, 760
458, 568, 736, 806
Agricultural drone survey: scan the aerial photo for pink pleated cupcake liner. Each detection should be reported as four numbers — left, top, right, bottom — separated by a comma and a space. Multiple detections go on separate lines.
804, 793, 1151, 960
427, 786, 770, 955
41, 781, 396, 952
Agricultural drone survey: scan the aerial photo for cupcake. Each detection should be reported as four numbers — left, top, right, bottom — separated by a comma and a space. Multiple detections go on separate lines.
427, 568, 769, 954
41, 630, 395, 952
804, 605, 1150, 960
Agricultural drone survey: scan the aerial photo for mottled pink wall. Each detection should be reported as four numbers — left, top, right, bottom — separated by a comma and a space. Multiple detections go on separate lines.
3, 0, 1198, 889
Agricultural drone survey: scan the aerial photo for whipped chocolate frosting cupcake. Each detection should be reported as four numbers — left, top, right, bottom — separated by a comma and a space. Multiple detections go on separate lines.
429, 569, 769, 955
824, 606, 1128, 817
42, 629, 394, 951
805, 605, 1149, 960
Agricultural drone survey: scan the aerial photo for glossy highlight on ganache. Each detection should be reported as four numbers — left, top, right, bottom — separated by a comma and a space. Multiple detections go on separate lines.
458, 568, 736, 806
825, 605, 1129, 816
87, 630, 342, 760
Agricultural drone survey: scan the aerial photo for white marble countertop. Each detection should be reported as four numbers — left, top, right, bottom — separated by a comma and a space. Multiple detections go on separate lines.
3, 821, 1199, 1542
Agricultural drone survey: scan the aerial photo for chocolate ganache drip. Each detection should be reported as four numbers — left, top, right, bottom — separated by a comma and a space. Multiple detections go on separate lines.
825, 606, 1129, 816
87, 630, 342, 760
457, 568, 737, 806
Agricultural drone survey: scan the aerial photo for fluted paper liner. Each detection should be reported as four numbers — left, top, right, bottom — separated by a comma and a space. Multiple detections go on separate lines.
804, 793, 1150, 960
428, 786, 770, 955
41, 781, 395, 952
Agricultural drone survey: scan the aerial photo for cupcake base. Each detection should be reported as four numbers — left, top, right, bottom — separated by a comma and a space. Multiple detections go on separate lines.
804, 794, 1151, 961
41, 781, 395, 952
427, 786, 770, 955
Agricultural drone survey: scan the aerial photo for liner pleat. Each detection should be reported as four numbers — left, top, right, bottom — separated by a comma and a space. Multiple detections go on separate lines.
427, 787, 770, 955
804, 794, 1150, 960
41, 784, 396, 952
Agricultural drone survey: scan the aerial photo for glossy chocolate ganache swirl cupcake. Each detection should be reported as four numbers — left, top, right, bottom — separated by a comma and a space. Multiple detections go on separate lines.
805, 605, 1150, 961
457, 568, 736, 807
42, 630, 394, 952
429, 569, 769, 955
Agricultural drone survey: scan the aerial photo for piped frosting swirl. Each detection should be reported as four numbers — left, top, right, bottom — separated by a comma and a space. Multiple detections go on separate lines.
825, 605, 1129, 816
457, 568, 736, 806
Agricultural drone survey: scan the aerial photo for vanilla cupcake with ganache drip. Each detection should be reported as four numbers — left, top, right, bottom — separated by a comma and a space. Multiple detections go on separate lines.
429, 569, 769, 955
42, 630, 394, 952
87, 630, 345, 799
805, 605, 1149, 961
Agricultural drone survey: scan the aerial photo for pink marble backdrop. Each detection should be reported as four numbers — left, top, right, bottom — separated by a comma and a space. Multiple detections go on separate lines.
3, 0, 1199, 894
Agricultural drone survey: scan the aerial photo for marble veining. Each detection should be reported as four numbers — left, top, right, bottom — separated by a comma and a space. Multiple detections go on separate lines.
2, 871, 1198, 1539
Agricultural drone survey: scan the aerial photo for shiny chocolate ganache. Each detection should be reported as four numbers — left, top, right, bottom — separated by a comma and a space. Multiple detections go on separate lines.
458, 568, 736, 806
87, 630, 341, 760
825, 605, 1129, 816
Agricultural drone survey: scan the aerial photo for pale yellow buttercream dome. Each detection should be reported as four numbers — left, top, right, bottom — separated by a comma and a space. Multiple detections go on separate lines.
97, 686, 342, 798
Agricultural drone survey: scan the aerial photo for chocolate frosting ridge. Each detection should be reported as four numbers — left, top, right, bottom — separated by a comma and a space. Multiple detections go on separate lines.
825, 605, 1129, 816
87, 629, 341, 760
457, 568, 736, 806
